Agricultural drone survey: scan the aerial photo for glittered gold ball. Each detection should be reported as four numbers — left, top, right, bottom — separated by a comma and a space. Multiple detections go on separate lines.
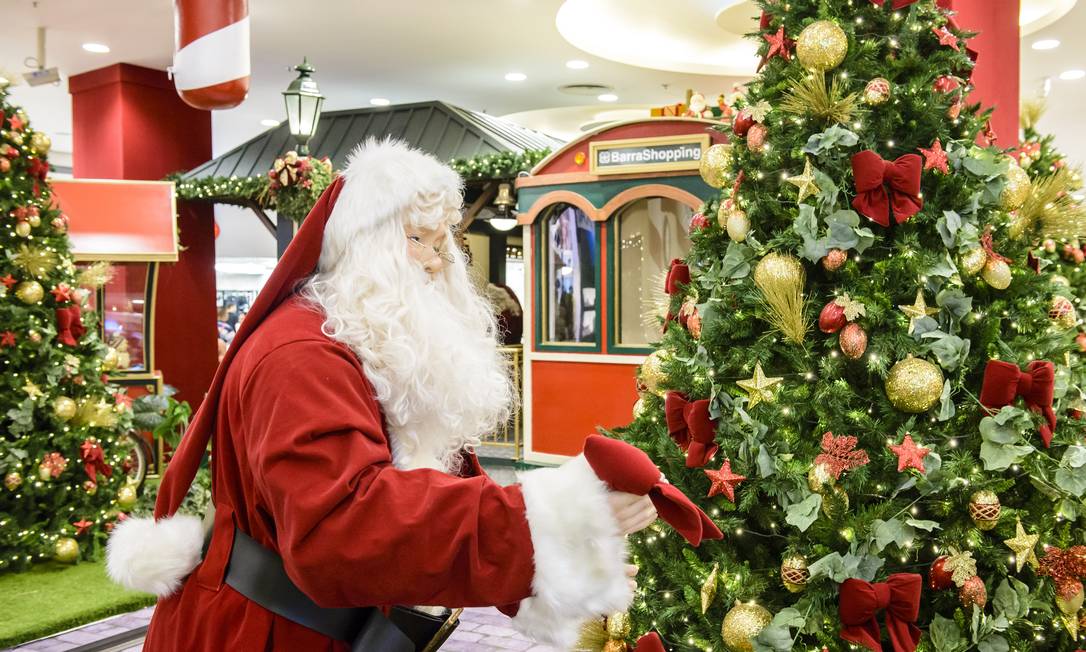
781, 555, 810, 593
718, 203, 750, 241
116, 484, 138, 510
820, 484, 850, 520
721, 603, 772, 652
1000, 164, 1032, 211
3, 472, 22, 491
982, 258, 1012, 290
863, 78, 892, 105
839, 323, 868, 360
602, 641, 627, 652
605, 612, 631, 640
30, 131, 51, 155
1057, 587, 1084, 615
639, 350, 668, 397
54, 537, 80, 563
754, 252, 804, 289
633, 397, 647, 420
15, 221, 31, 237
885, 357, 944, 413
958, 576, 987, 609
1050, 295, 1078, 330
15, 280, 44, 304
959, 247, 987, 276
969, 490, 1001, 530
38, 464, 54, 482
796, 20, 849, 71
807, 462, 834, 492
699, 144, 732, 189
28, 213, 41, 228
53, 397, 77, 421
1052, 274, 1070, 287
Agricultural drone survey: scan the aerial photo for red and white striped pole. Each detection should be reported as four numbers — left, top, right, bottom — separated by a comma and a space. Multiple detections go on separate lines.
171, 0, 250, 110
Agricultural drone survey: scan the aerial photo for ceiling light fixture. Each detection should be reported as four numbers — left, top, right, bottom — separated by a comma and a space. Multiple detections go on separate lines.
370, 98, 391, 106
260, 119, 280, 127
505, 72, 527, 82
1059, 69, 1085, 80
82, 43, 110, 53
1032, 39, 1060, 50
566, 60, 589, 69
598, 93, 618, 102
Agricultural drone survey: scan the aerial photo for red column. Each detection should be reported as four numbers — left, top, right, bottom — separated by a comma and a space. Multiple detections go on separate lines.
69, 63, 218, 410
951, 0, 1021, 146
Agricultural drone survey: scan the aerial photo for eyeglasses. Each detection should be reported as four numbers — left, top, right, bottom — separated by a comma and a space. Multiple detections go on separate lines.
407, 235, 455, 264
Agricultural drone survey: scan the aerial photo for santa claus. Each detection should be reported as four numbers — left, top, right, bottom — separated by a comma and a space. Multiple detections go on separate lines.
106, 138, 656, 651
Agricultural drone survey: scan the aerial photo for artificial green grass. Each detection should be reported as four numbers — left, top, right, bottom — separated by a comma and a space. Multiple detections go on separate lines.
0, 560, 156, 647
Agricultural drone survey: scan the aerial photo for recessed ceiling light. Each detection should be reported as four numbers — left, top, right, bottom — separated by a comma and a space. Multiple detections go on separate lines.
1032, 39, 1060, 50
598, 93, 618, 102
505, 72, 527, 82
82, 43, 110, 54
566, 60, 589, 69
1060, 69, 1086, 80
370, 98, 391, 106
260, 119, 280, 127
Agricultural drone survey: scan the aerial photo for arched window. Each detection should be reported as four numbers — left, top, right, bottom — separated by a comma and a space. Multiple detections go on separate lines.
539, 203, 599, 348
612, 197, 693, 349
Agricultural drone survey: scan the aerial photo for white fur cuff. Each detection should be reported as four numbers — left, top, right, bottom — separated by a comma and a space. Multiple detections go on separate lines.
513, 454, 631, 649
106, 514, 204, 597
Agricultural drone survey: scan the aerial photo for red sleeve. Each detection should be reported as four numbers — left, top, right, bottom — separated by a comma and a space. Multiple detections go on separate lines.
240, 339, 536, 609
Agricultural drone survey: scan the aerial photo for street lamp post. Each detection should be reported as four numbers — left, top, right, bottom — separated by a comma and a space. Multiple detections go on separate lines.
282, 58, 324, 156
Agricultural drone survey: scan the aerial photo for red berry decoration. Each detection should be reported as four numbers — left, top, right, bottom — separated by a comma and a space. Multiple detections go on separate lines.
819, 300, 847, 334
689, 213, 710, 233
958, 576, 987, 609
929, 556, 953, 591
733, 109, 755, 137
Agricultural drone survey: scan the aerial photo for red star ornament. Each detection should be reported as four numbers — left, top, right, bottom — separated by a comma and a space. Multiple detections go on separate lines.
8, 113, 24, 131
51, 283, 73, 303
73, 519, 94, 536
933, 26, 960, 51
763, 27, 793, 66
704, 459, 746, 503
889, 434, 931, 473
919, 139, 950, 174
1, 275, 15, 289
1, 331, 16, 347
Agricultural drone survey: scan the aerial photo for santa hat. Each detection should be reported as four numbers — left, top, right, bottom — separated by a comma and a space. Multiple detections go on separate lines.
107, 139, 458, 596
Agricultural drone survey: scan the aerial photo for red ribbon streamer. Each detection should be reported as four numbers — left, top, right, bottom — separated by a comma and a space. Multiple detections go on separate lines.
664, 392, 719, 468
55, 306, 87, 346
839, 574, 922, 652
980, 360, 1057, 447
851, 150, 924, 227
81, 440, 113, 482
980, 230, 1011, 264
582, 434, 723, 546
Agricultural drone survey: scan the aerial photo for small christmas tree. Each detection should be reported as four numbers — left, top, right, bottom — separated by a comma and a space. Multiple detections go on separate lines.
617, 2, 1086, 651
0, 85, 134, 571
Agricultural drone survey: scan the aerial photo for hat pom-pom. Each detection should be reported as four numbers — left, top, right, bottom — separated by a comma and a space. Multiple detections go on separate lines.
106, 514, 204, 597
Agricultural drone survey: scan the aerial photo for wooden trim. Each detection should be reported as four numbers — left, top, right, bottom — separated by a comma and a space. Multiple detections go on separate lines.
599, 183, 704, 218
518, 190, 600, 225
515, 168, 705, 189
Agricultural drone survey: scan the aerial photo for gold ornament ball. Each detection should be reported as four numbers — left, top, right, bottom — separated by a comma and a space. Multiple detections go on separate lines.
28, 212, 41, 228
796, 20, 848, 71
54, 537, 80, 564
699, 144, 732, 189
719, 204, 750, 242
780, 555, 810, 593
30, 131, 51, 155
3, 472, 22, 491
959, 247, 987, 276
807, 462, 834, 492
53, 397, 77, 421
1052, 274, 1071, 287
605, 612, 631, 640
863, 78, 892, 105
37, 464, 54, 482
754, 252, 804, 289
10, 131, 23, 145
982, 258, 1012, 290
969, 490, 1001, 530
15, 221, 31, 237
721, 603, 772, 652
15, 280, 44, 304
602, 641, 626, 652
1049, 296, 1077, 329
28, 330, 40, 343
1057, 587, 1085, 615
633, 397, 647, 420
839, 323, 868, 360
639, 351, 668, 397
820, 484, 850, 520
1000, 164, 1032, 211
83, 480, 98, 496
885, 357, 944, 413
958, 576, 987, 609
116, 484, 139, 510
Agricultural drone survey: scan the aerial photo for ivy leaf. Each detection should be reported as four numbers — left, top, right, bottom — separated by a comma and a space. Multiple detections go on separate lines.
721, 242, 756, 280
802, 125, 859, 155
1055, 466, 1086, 497
873, 518, 907, 552
926, 252, 958, 278
794, 206, 829, 263
929, 614, 966, 652
1064, 445, 1086, 468
826, 221, 860, 250
993, 579, 1026, 621
757, 444, 776, 478
813, 169, 840, 211
980, 441, 1034, 471
937, 289, 973, 320
923, 331, 970, 372
977, 635, 1009, 652
1059, 498, 1081, 520
808, 552, 846, 582
854, 227, 875, 254
785, 493, 823, 532
753, 608, 805, 652
856, 554, 884, 581
937, 210, 963, 248
938, 381, 956, 422
6, 399, 35, 436
905, 519, 940, 531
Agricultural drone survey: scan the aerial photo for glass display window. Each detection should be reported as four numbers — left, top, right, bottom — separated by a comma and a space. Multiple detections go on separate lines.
612, 197, 693, 350
538, 203, 599, 349
100, 263, 150, 372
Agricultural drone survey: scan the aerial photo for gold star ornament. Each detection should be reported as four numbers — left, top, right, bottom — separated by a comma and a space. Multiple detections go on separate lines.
786, 158, 821, 203
736, 362, 783, 409
22, 380, 42, 399
898, 289, 940, 334
1003, 519, 1040, 572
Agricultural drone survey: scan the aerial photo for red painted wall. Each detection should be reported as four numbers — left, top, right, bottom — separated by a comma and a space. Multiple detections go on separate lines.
531, 361, 641, 456
951, 0, 1020, 146
70, 64, 218, 410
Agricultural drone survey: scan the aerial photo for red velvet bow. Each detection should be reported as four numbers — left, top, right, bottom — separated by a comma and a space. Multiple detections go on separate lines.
851, 150, 924, 227
980, 360, 1057, 447
80, 440, 113, 482
839, 574, 922, 652
665, 259, 690, 295
582, 434, 723, 546
665, 392, 719, 468
55, 306, 87, 346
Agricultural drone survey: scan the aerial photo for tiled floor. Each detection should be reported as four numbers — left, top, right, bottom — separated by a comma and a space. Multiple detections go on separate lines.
5, 605, 558, 652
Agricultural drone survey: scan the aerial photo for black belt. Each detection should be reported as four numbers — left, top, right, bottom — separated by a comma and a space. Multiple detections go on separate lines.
224, 528, 459, 651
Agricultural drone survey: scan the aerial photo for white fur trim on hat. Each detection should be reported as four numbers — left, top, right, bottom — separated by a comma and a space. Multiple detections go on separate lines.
106, 514, 204, 597
512, 454, 631, 649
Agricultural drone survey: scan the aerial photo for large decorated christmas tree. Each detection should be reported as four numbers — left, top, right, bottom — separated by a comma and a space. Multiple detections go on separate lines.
0, 86, 134, 571
616, 2, 1086, 651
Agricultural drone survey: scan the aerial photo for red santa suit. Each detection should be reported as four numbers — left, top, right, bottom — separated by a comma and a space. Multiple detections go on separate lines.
107, 141, 631, 650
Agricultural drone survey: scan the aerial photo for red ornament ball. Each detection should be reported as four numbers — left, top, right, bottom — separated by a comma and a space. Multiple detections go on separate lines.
822, 249, 847, 271
819, 300, 847, 334
747, 123, 768, 154
1077, 332, 1086, 353
690, 213, 710, 233
958, 576, 987, 609
839, 323, 868, 360
732, 109, 755, 137
929, 556, 953, 591
0, 158, 9, 173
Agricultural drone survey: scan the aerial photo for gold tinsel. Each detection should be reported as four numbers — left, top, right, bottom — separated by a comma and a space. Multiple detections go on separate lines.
1011, 167, 1086, 240
1020, 97, 1046, 131
77, 261, 115, 289
780, 74, 859, 125
574, 613, 630, 652
753, 253, 809, 344
12, 245, 59, 278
